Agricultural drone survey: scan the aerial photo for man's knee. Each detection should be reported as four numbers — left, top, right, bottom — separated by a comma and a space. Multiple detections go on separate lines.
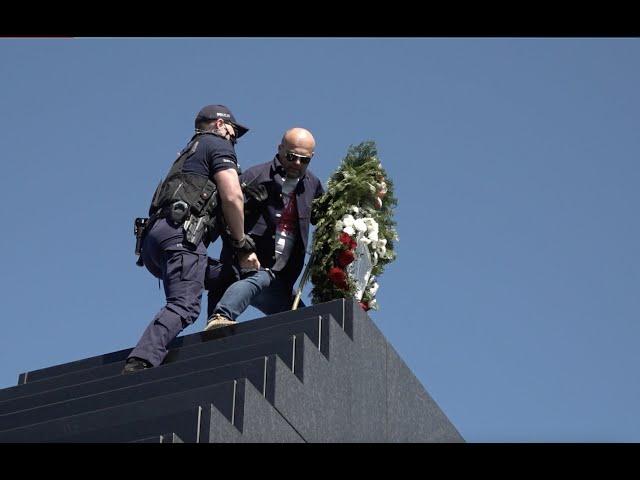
242, 269, 275, 289
166, 292, 201, 324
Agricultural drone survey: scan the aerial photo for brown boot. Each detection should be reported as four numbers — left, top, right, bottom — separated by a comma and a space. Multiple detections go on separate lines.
204, 313, 236, 331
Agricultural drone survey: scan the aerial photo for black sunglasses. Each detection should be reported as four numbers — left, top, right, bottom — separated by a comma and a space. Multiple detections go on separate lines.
285, 151, 312, 164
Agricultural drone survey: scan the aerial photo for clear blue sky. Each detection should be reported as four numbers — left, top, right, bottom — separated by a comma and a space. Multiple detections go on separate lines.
1, 38, 638, 442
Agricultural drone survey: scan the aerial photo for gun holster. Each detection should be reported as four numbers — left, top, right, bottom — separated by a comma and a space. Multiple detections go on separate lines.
183, 213, 210, 249
134, 217, 149, 267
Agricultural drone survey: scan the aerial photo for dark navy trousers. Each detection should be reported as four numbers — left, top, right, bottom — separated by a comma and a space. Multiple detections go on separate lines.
128, 218, 207, 367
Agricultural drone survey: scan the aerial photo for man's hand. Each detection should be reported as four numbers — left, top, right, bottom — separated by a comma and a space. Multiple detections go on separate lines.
238, 251, 261, 270
232, 234, 259, 269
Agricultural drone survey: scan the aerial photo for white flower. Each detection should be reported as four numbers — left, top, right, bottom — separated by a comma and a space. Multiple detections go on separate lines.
334, 220, 344, 232
360, 236, 372, 245
368, 230, 379, 242
342, 214, 355, 228
368, 275, 376, 285
377, 245, 386, 257
369, 298, 378, 309
351, 206, 360, 214
369, 282, 379, 296
354, 218, 367, 233
372, 251, 378, 265
343, 225, 355, 236
378, 238, 387, 247
363, 217, 379, 233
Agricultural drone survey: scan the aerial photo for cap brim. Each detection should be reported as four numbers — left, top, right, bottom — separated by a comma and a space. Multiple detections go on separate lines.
231, 122, 249, 139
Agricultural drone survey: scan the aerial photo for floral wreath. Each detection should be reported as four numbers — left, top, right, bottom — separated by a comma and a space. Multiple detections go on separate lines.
309, 141, 398, 311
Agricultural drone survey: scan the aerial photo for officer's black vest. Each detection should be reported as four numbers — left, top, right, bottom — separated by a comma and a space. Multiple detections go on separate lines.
148, 133, 220, 218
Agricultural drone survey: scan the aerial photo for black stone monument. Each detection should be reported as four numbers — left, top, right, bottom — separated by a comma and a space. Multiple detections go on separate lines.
0, 299, 464, 442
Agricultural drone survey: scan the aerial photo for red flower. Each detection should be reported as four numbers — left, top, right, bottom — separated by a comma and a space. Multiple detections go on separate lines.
339, 232, 357, 250
328, 267, 348, 290
359, 301, 370, 311
336, 249, 355, 268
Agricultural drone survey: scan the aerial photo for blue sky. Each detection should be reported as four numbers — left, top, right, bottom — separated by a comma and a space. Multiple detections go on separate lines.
0, 38, 638, 442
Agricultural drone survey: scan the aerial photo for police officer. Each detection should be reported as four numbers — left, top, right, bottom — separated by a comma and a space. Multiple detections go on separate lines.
123, 105, 259, 374
203, 127, 324, 330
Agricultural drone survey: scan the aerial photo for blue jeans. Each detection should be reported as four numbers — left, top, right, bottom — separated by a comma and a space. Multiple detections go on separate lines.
213, 269, 305, 321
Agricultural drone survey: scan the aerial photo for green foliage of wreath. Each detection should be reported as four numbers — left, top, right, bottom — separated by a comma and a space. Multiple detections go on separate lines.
309, 141, 398, 309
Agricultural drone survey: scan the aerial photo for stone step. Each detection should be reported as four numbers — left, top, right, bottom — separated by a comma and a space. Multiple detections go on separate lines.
0, 314, 332, 403
203, 378, 304, 443
130, 432, 184, 443
0, 355, 276, 433
16, 300, 347, 385
0, 379, 238, 442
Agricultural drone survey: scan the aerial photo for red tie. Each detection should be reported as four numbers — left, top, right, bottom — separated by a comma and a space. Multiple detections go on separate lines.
279, 192, 298, 234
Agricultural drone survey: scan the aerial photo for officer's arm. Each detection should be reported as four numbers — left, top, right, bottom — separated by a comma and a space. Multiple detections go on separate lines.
213, 169, 245, 242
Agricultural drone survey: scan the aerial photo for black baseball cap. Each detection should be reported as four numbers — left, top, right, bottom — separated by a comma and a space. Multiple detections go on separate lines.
194, 104, 249, 138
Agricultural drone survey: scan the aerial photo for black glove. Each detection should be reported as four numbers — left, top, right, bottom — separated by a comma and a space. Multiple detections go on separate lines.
231, 234, 256, 255
242, 182, 268, 206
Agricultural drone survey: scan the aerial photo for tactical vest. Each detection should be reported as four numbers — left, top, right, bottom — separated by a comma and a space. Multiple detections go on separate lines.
148, 133, 220, 219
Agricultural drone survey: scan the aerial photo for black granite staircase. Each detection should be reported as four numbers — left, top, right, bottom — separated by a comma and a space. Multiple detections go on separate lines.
0, 299, 464, 442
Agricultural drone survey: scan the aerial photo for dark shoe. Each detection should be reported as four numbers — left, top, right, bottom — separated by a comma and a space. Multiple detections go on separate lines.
204, 313, 236, 332
121, 357, 152, 374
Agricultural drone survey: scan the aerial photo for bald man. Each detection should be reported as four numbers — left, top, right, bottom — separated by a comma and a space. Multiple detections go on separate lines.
203, 127, 324, 330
